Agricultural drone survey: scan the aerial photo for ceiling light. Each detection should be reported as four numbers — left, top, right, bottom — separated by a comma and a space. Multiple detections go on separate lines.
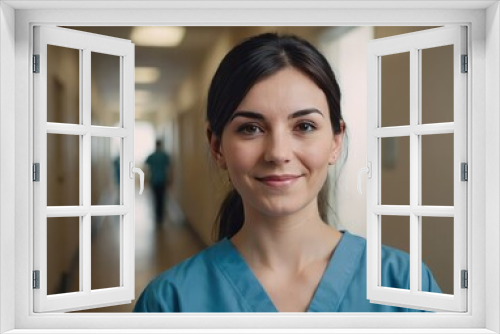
135, 67, 160, 84
131, 26, 185, 47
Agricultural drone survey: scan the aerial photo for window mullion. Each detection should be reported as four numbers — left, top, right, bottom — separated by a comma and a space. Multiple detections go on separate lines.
82, 47, 91, 294
122, 49, 135, 295
372, 205, 411, 215
417, 46, 424, 293
89, 206, 128, 216
409, 47, 420, 294
78, 48, 84, 293
413, 123, 454, 135
119, 56, 125, 288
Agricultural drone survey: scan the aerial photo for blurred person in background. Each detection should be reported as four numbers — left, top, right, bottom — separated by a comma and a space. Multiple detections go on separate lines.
145, 139, 172, 224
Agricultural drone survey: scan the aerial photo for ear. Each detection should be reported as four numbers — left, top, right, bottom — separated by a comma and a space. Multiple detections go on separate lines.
207, 126, 227, 170
329, 120, 345, 165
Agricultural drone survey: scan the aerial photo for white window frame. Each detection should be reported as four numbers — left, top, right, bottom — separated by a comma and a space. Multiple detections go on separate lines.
366, 26, 468, 312
33, 25, 136, 313
0, 1, 499, 333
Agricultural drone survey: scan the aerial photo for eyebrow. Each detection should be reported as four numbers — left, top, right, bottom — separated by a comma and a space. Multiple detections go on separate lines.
229, 108, 324, 122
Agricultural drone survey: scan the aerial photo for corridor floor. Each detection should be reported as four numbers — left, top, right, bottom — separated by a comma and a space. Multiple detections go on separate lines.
76, 187, 207, 313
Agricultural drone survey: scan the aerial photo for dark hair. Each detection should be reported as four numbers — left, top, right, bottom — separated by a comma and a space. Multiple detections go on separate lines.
207, 33, 345, 242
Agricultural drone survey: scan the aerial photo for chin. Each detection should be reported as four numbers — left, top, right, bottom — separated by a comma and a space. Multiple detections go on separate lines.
259, 200, 312, 218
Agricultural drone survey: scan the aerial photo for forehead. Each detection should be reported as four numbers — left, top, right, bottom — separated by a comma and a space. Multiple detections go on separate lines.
236, 67, 328, 114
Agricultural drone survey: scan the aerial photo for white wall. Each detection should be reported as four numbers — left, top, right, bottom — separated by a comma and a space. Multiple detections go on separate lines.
485, 2, 500, 332
0, 2, 16, 332
322, 26, 373, 237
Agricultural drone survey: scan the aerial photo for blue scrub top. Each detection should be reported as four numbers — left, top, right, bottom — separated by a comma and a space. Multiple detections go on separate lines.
133, 231, 441, 312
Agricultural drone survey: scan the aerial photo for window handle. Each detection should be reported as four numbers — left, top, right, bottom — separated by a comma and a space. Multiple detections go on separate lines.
357, 161, 372, 195
129, 162, 144, 195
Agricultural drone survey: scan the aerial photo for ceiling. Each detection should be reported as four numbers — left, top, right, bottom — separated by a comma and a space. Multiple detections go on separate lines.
66, 26, 327, 121
67, 26, 228, 119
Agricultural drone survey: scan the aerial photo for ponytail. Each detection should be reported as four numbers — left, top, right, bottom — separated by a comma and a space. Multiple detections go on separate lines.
212, 189, 245, 242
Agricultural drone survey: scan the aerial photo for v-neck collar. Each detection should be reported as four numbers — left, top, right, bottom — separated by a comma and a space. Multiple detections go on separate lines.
211, 231, 365, 312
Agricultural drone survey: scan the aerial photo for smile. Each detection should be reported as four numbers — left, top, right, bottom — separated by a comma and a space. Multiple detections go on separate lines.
256, 174, 302, 187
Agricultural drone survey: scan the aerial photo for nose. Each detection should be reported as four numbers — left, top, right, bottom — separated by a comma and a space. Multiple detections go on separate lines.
263, 130, 292, 165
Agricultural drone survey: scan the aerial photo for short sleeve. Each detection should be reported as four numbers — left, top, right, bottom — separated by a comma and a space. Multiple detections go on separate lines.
133, 280, 179, 312
405, 263, 442, 312
380, 245, 443, 312
422, 262, 442, 293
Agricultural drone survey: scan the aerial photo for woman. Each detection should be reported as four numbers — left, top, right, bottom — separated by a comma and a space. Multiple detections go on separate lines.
133, 32, 441, 313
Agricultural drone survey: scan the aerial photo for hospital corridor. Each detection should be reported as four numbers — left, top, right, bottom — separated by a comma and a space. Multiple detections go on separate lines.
43, 25, 455, 313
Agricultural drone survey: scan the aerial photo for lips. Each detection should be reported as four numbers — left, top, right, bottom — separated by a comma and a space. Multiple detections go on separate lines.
256, 174, 302, 187
257, 175, 301, 181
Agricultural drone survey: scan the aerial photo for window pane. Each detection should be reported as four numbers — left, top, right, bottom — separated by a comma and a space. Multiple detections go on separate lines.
47, 134, 80, 206
91, 215, 121, 290
91, 137, 121, 205
421, 134, 454, 206
47, 217, 80, 295
91, 52, 120, 127
47, 45, 80, 124
421, 45, 454, 124
422, 217, 454, 295
381, 52, 410, 127
380, 215, 410, 290
381, 136, 410, 205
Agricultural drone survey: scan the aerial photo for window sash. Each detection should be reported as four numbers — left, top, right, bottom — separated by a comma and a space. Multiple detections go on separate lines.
32, 25, 136, 313
366, 26, 468, 312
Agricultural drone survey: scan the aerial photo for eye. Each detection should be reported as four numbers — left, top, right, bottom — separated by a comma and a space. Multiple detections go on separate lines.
236, 123, 263, 135
295, 121, 317, 132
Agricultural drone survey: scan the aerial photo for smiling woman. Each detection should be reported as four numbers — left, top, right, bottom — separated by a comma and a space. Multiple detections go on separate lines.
132, 32, 441, 313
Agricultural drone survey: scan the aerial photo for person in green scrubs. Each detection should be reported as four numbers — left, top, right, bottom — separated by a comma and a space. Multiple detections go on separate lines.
134, 32, 441, 313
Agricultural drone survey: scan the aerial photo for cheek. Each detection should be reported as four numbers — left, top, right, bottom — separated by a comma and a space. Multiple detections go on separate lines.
301, 141, 334, 168
222, 141, 259, 174
306, 155, 330, 175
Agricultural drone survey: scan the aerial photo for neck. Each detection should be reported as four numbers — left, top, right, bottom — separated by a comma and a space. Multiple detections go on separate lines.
230, 205, 341, 273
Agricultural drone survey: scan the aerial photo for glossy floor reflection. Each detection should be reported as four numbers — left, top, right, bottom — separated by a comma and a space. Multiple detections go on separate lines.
75, 187, 206, 313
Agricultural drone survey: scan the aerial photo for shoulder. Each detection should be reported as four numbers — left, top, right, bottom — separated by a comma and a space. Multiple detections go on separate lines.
334, 231, 440, 311
340, 230, 366, 248
340, 231, 439, 292
133, 242, 221, 312
379, 244, 411, 289
381, 244, 411, 270
153, 247, 213, 285
380, 244, 441, 293
336, 231, 409, 269
335, 231, 411, 272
